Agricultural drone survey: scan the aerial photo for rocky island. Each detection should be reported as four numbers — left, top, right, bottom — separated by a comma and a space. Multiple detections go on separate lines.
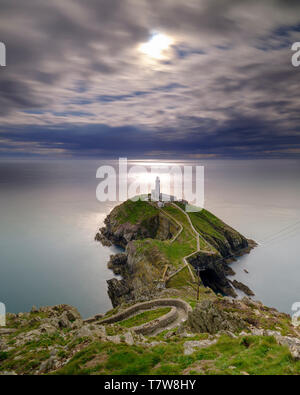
1, 199, 300, 376
96, 199, 256, 306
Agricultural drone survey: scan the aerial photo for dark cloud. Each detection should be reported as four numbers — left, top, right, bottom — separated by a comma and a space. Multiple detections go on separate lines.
1, 113, 299, 159
0, 0, 299, 158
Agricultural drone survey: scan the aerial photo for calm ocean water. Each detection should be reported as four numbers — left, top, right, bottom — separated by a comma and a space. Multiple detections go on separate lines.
0, 159, 299, 317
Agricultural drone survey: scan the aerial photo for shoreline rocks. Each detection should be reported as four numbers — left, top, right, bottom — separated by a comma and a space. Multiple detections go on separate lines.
231, 280, 255, 296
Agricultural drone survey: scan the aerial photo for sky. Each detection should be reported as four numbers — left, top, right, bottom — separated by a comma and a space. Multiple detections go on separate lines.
0, 0, 300, 159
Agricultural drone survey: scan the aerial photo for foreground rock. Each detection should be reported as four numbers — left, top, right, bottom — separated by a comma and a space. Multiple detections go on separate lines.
184, 339, 218, 355
188, 299, 247, 334
1, 297, 300, 375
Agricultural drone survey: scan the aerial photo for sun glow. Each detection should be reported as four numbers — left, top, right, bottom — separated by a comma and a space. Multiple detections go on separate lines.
139, 33, 173, 59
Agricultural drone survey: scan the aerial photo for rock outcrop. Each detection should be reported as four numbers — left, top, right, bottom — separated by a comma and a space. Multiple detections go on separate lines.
95, 200, 176, 248
184, 339, 218, 355
107, 241, 163, 307
188, 300, 247, 334
231, 280, 255, 296
107, 253, 127, 275
107, 278, 133, 307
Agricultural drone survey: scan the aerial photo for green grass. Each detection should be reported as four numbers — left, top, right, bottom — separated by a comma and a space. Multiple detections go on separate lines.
189, 209, 226, 241
118, 307, 171, 328
114, 199, 158, 225
0, 351, 9, 361
133, 225, 196, 270
53, 334, 300, 375
168, 203, 215, 252
163, 204, 196, 243
144, 203, 197, 269
151, 239, 195, 269
167, 266, 193, 288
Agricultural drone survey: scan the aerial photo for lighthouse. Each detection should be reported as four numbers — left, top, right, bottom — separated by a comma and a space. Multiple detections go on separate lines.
155, 176, 160, 199
151, 176, 161, 201
150, 176, 177, 205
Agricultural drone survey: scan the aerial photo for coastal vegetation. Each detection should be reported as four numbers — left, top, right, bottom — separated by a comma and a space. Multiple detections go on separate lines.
54, 335, 300, 375
119, 307, 171, 328
114, 199, 158, 226
1, 300, 299, 375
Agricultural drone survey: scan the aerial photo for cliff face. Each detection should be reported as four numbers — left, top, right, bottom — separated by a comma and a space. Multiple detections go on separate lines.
188, 252, 237, 297
96, 200, 177, 248
188, 208, 249, 257
97, 200, 179, 307
211, 227, 248, 257
107, 240, 166, 307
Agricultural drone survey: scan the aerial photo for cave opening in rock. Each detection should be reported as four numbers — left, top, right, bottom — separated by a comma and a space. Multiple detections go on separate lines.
199, 268, 225, 296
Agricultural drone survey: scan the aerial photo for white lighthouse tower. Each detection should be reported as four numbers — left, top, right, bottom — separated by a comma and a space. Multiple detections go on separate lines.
151, 176, 161, 201
155, 176, 160, 199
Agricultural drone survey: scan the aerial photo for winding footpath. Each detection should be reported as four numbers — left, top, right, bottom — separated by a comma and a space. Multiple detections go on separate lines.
172, 203, 215, 253
172, 203, 200, 252
84, 299, 192, 336
159, 208, 183, 243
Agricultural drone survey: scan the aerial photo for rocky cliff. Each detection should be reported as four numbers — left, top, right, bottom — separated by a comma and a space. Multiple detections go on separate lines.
96, 199, 177, 248
187, 207, 251, 257
107, 240, 166, 307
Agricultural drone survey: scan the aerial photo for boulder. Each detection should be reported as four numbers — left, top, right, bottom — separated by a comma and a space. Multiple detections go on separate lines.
250, 328, 265, 336
31, 305, 39, 313
0, 328, 16, 335
28, 317, 41, 326
184, 339, 217, 355
275, 335, 300, 360
58, 311, 71, 329
39, 323, 57, 335
124, 331, 134, 346
71, 319, 83, 330
38, 356, 56, 374
64, 306, 81, 322
0, 371, 17, 375
75, 326, 93, 339
106, 335, 121, 344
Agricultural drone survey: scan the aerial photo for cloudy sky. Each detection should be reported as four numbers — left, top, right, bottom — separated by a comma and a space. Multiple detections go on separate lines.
0, 0, 300, 158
